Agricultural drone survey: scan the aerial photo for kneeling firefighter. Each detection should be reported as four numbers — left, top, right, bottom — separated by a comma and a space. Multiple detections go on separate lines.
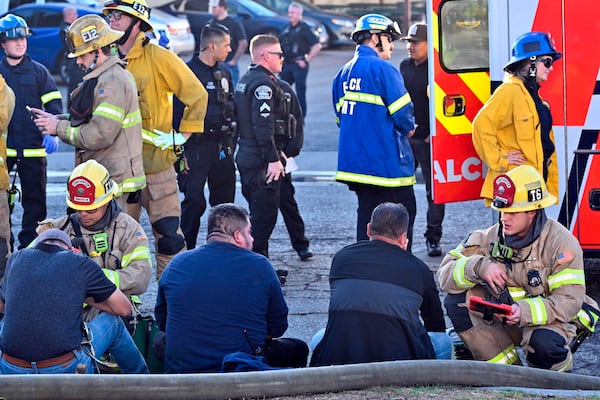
438, 165, 599, 371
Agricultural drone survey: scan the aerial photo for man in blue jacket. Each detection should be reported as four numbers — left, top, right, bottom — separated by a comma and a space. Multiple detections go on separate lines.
333, 14, 416, 248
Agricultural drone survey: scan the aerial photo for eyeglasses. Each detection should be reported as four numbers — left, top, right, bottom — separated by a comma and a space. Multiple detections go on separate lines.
538, 57, 553, 68
266, 51, 284, 59
106, 11, 124, 20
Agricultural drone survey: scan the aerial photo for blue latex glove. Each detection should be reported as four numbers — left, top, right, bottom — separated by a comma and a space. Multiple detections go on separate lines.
153, 130, 187, 150
42, 135, 59, 154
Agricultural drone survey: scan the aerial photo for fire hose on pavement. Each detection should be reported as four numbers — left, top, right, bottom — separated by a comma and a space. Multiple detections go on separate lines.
1, 360, 600, 399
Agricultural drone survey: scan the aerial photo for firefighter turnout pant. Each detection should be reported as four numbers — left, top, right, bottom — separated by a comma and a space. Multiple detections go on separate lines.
123, 167, 185, 280
445, 286, 575, 371
0, 191, 11, 279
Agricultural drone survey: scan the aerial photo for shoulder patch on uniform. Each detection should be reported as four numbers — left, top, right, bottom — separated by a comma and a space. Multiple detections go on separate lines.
557, 250, 574, 264
254, 85, 272, 100
135, 230, 147, 240
98, 88, 110, 97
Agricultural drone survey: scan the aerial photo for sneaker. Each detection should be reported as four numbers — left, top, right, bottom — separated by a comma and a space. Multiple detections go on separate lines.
426, 241, 442, 257
298, 248, 314, 261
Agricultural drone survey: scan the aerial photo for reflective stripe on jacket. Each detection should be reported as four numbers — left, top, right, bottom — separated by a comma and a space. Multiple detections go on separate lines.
125, 33, 207, 174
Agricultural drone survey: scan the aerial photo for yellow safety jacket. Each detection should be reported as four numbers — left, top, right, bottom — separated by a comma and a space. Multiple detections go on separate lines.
0, 75, 15, 190
472, 75, 558, 204
125, 33, 207, 174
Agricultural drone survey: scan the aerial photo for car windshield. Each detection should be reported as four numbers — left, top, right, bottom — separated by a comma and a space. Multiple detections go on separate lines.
235, 0, 277, 17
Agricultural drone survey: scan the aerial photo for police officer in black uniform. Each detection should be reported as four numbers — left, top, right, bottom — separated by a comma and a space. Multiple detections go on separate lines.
278, 2, 321, 116
235, 34, 312, 261
173, 23, 237, 249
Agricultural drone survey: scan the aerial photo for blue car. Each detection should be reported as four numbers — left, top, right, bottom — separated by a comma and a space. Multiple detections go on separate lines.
1, 3, 101, 82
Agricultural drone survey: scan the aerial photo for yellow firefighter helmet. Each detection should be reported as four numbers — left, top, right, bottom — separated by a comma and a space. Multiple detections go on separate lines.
66, 160, 118, 211
491, 165, 557, 212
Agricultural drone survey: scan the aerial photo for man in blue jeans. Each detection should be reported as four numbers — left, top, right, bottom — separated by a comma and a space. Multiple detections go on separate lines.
0, 229, 148, 374
310, 202, 452, 366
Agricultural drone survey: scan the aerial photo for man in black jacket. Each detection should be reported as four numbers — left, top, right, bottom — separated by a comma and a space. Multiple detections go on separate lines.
310, 202, 452, 366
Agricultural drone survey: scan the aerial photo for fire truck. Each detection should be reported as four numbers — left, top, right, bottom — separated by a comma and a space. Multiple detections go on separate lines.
428, 0, 600, 255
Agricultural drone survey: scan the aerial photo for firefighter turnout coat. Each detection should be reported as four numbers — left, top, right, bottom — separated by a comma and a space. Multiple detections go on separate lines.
125, 32, 207, 174
472, 75, 558, 203
37, 211, 152, 299
55, 56, 146, 196
438, 218, 596, 369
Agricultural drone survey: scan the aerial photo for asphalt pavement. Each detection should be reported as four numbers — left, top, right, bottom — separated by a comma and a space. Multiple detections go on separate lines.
16, 46, 600, 377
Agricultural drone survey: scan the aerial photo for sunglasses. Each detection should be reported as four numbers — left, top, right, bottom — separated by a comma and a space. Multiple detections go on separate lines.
106, 11, 124, 20
76, 208, 99, 215
538, 57, 553, 68
267, 51, 284, 59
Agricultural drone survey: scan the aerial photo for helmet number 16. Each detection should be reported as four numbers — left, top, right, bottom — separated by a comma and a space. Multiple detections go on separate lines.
528, 188, 543, 202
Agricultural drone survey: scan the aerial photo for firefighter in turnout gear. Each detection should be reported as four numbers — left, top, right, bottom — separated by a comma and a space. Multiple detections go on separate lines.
438, 165, 599, 371
0, 14, 63, 250
33, 14, 146, 207
37, 159, 152, 321
103, 0, 208, 278
235, 34, 310, 259
0, 75, 15, 279
173, 23, 237, 249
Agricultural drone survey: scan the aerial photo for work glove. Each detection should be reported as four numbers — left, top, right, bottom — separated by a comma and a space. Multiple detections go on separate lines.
153, 129, 187, 150
42, 135, 60, 154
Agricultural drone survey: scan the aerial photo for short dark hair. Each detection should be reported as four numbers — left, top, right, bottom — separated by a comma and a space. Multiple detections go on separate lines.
207, 203, 250, 240
368, 202, 409, 239
200, 23, 229, 50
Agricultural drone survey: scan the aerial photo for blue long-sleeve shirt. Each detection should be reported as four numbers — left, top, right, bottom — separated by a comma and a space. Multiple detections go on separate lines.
155, 241, 288, 373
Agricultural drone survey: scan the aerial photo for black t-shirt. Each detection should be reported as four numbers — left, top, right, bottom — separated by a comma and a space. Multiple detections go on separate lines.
0, 243, 116, 361
209, 16, 247, 63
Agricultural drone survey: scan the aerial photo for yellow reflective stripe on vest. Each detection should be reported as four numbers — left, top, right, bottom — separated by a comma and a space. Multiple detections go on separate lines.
121, 175, 147, 193
66, 125, 79, 144
6, 148, 47, 157
123, 110, 142, 128
548, 268, 585, 291
343, 91, 385, 106
335, 171, 416, 187
121, 246, 152, 269
488, 344, 519, 365
103, 268, 120, 288
508, 286, 527, 301
523, 297, 548, 325
388, 92, 412, 115
130, 295, 141, 305
41, 90, 62, 105
93, 102, 125, 123
452, 255, 475, 290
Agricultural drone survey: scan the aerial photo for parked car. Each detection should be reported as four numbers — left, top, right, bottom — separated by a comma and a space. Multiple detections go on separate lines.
157, 0, 328, 51
1, 2, 195, 84
253, 0, 355, 47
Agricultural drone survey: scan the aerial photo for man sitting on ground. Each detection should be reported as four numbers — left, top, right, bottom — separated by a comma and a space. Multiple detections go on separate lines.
310, 202, 452, 366
0, 229, 148, 374
155, 203, 308, 373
